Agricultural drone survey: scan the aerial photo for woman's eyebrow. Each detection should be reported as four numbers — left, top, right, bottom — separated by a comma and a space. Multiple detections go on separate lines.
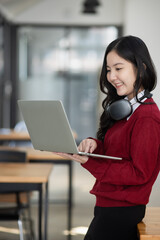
107, 63, 124, 68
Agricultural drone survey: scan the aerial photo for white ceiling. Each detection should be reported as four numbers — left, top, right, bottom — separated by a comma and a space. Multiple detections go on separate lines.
0, 0, 44, 21
0, 0, 124, 26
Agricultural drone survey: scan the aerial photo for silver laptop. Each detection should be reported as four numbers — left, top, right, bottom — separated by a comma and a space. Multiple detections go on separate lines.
18, 100, 122, 160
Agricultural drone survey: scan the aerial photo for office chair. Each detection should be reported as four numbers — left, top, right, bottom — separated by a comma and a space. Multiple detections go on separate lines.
0, 150, 34, 240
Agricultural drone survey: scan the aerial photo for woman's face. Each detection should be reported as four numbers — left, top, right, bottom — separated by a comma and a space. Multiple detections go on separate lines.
106, 50, 138, 100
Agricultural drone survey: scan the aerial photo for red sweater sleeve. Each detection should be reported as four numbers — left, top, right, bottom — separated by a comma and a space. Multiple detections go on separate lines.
82, 118, 160, 186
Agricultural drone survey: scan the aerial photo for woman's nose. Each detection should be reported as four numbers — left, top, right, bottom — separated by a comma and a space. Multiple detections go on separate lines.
109, 70, 117, 82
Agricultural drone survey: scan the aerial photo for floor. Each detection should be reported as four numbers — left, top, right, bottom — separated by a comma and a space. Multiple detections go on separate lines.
0, 161, 96, 240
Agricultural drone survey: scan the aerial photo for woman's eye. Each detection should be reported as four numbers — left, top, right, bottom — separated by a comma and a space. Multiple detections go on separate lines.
106, 69, 110, 73
116, 68, 122, 71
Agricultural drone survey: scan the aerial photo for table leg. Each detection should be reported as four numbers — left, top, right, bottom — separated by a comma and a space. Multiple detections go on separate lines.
67, 161, 73, 240
44, 182, 48, 240
38, 184, 43, 240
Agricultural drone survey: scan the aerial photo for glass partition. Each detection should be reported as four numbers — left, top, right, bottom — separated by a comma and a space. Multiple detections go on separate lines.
18, 26, 118, 141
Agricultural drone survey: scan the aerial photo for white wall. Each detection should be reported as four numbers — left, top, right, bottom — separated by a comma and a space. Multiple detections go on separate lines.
124, 0, 160, 108
124, 0, 160, 207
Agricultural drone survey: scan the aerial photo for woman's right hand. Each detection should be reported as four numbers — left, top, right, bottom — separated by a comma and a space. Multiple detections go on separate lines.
52, 139, 97, 164
78, 139, 97, 153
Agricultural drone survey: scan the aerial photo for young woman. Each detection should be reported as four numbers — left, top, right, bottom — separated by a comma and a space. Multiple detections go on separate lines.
55, 36, 160, 240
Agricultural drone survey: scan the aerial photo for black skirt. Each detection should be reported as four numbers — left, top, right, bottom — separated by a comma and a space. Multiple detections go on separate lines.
84, 205, 146, 240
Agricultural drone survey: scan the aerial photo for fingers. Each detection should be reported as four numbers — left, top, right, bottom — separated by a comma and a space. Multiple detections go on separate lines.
52, 138, 97, 163
90, 144, 96, 153
78, 140, 90, 152
52, 152, 74, 159
52, 152, 88, 164
78, 139, 97, 153
72, 154, 88, 164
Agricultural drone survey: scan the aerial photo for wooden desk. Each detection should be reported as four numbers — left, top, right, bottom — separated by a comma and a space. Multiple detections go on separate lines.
0, 146, 73, 234
138, 207, 160, 240
0, 162, 53, 240
0, 129, 30, 141
0, 129, 77, 142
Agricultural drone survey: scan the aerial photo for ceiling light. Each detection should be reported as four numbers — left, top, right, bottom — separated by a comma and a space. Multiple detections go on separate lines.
82, 0, 101, 14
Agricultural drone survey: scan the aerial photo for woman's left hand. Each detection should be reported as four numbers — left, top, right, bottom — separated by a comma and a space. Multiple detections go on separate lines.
52, 152, 88, 164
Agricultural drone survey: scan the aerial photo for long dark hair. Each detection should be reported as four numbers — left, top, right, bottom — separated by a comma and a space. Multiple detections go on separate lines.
97, 35, 157, 141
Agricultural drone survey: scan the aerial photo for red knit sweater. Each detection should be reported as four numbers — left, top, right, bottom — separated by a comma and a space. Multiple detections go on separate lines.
82, 98, 160, 207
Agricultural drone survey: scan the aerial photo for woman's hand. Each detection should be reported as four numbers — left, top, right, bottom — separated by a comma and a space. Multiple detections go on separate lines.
52, 152, 88, 164
78, 139, 97, 153
53, 139, 97, 164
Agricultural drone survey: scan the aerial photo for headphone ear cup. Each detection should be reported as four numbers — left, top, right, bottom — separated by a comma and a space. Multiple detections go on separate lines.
106, 99, 132, 120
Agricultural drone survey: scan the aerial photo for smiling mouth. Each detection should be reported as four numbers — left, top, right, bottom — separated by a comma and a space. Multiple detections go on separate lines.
115, 83, 123, 89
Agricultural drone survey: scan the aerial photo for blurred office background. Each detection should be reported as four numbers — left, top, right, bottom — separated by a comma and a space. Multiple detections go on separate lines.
0, 0, 160, 239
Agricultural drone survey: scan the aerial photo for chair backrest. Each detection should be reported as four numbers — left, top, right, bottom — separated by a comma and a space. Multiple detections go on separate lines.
0, 150, 27, 163
14, 121, 28, 132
